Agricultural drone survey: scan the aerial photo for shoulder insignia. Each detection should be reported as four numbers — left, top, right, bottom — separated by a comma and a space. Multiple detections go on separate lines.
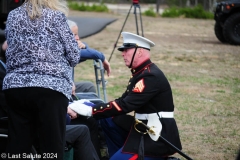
112, 101, 122, 111
132, 79, 145, 93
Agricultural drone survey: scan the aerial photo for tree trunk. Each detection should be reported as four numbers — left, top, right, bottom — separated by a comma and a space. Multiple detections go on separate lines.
209, 0, 212, 11
195, 0, 198, 6
156, 0, 160, 13
186, 0, 190, 7
204, 0, 208, 10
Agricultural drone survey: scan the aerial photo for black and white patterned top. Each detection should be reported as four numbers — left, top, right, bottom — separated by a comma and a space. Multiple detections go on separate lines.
3, 3, 81, 99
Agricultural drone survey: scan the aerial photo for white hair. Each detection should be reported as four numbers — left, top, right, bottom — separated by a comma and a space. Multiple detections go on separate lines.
67, 20, 77, 29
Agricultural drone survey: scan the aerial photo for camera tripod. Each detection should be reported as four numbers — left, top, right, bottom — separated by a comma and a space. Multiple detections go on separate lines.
108, 0, 144, 62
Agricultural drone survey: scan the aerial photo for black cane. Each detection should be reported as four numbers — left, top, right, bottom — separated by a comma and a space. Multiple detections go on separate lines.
135, 119, 193, 160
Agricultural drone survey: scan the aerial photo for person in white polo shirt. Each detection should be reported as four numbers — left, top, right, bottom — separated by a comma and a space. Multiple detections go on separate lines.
69, 32, 182, 160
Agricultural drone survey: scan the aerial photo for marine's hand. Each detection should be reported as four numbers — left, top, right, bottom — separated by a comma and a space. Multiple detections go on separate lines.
67, 107, 78, 119
69, 101, 92, 117
103, 59, 111, 76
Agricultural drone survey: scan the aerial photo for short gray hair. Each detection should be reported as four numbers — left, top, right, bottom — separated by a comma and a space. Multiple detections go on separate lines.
67, 20, 77, 29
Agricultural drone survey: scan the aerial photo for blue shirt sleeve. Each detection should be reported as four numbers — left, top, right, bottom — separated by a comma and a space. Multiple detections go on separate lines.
66, 114, 71, 125
79, 48, 105, 63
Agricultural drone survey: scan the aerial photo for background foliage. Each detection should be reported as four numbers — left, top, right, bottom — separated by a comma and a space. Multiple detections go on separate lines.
68, 2, 109, 12
68, 0, 226, 11
161, 5, 214, 19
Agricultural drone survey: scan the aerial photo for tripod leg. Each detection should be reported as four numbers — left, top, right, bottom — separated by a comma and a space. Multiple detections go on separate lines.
133, 4, 144, 37
138, 6, 144, 37
133, 5, 139, 35
108, 5, 133, 62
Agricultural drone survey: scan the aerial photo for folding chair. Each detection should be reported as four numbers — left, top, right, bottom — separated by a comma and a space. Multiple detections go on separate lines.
64, 59, 109, 160
74, 59, 108, 103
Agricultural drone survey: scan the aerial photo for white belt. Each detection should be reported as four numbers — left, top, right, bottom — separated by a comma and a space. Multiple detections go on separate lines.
135, 112, 174, 120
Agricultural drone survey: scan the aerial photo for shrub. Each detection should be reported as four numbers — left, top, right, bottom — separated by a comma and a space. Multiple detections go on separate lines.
93, 4, 108, 12
68, 2, 109, 12
162, 5, 214, 19
161, 7, 180, 18
143, 7, 157, 17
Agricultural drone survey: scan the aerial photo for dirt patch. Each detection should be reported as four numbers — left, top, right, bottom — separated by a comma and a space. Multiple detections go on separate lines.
70, 10, 240, 160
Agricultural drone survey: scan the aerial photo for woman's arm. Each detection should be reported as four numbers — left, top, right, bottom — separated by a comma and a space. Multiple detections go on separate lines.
54, 12, 80, 67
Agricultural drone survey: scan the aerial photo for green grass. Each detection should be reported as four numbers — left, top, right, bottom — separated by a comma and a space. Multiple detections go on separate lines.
167, 74, 239, 93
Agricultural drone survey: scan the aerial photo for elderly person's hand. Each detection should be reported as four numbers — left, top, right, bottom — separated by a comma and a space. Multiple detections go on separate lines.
103, 59, 111, 77
67, 107, 78, 119
72, 83, 76, 96
2, 41, 8, 51
77, 40, 86, 49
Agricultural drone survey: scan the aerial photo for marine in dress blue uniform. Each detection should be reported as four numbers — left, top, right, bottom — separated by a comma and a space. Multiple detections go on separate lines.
69, 32, 182, 160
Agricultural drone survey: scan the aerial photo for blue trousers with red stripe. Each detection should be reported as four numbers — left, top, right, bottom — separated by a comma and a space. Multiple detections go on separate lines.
110, 147, 166, 160
99, 117, 129, 157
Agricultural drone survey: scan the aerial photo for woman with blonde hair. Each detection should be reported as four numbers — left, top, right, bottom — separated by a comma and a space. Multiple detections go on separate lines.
3, 0, 80, 159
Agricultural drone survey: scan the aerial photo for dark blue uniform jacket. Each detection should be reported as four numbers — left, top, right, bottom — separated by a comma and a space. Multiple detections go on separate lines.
92, 59, 182, 157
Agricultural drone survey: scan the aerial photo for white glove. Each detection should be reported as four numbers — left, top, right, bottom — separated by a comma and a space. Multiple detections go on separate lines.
69, 101, 92, 117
